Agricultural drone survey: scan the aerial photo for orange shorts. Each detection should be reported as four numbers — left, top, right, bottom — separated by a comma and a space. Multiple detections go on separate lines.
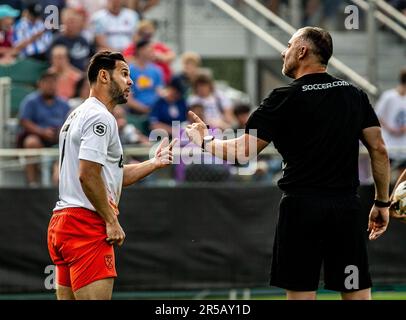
47, 207, 117, 292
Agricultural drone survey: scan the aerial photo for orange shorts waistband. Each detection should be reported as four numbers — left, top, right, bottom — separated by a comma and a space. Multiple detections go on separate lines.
53, 207, 97, 216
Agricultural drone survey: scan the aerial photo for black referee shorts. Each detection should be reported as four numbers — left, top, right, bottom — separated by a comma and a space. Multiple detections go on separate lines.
270, 192, 372, 292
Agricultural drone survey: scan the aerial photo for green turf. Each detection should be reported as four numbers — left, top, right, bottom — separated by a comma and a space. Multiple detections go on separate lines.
1, 288, 406, 300
257, 292, 406, 300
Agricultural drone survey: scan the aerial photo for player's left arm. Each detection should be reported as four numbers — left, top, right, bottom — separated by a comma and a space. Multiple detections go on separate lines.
122, 137, 177, 187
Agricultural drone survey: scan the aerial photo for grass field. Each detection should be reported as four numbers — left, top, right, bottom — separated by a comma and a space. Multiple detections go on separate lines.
1, 287, 406, 300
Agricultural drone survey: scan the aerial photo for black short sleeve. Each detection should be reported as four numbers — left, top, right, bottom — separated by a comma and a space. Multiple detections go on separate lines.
360, 91, 380, 129
245, 88, 291, 143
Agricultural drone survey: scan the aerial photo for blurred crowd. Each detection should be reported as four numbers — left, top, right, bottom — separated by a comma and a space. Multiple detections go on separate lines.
1, 0, 405, 187
0, 0, 270, 186
257, 0, 406, 29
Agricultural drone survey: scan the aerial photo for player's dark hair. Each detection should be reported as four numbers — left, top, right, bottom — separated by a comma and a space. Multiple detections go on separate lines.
87, 51, 126, 84
300, 27, 333, 66
400, 68, 406, 85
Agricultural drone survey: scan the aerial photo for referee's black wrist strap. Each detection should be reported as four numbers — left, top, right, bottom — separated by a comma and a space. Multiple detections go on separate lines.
374, 199, 391, 208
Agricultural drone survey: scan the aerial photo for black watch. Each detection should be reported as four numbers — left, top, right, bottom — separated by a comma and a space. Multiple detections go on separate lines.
374, 199, 391, 208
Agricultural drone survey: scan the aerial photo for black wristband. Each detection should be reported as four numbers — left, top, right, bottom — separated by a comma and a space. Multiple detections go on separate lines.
374, 200, 391, 208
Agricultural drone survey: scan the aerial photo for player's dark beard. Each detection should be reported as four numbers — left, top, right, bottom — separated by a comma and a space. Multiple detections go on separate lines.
109, 79, 127, 105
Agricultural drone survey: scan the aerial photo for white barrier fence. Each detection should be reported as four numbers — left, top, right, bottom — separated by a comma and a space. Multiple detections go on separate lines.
0, 145, 393, 187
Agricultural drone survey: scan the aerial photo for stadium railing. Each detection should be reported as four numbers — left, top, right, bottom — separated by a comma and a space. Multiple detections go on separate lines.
210, 0, 379, 97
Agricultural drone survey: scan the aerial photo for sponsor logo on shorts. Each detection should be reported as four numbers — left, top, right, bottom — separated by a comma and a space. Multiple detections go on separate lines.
104, 255, 114, 270
93, 122, 107, 136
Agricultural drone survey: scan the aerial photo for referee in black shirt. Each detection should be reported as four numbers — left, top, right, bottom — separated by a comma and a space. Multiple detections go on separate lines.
186, 27, 390, 300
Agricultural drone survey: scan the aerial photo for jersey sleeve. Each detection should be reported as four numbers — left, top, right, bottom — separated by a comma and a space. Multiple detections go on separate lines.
78, 111, 112, 166
245, 89, 289, 143
360, 90, 381, 129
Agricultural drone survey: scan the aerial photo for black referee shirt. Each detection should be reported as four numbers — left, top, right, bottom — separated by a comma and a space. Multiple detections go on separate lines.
245, 73, 381, 193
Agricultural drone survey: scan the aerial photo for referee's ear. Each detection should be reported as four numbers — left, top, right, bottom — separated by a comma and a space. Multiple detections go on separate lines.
298, 45, 309, 60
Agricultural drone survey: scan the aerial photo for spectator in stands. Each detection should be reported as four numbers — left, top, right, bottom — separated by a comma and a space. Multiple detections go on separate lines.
0, 4, 19, 64
172, 51, 202, 99
126, 39, 164, 115
68, 76, 90, 109
49, 8, 95, 71
123, 19, 175, 84
150, 78, 187, 136
48, 45, 83, 101
13, 2, 53, 61
18, 71, 70, 187
233, 103, 251, 131
260, 0, 286, 14
303, 0, 322, 26
1, 1, 23, 17
67, 0, 107, 16
126, 0, 160, 18
188, 71, 234, 130
376, 68, 406, 178
113, 105, 150, 145
90, 0, 139, 52
388, 0, 406, 14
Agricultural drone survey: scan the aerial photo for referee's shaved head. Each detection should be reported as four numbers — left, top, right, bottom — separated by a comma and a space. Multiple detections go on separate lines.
282, 27, 333, 79
298, 27, 333, 67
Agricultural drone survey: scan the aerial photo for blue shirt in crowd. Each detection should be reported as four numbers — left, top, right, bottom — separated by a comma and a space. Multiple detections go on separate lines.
129, 62, 164, 110
150, 97, 187, 126
19, 91, 70, 129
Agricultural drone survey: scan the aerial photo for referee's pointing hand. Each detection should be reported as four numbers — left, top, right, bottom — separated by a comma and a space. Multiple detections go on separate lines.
186, 111, 209, 147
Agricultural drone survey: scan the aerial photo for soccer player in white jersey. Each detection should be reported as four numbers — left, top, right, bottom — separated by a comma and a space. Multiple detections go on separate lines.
47, 51, 176, 300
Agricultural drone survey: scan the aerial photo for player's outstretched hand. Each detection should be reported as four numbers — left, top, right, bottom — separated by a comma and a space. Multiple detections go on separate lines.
106, 219, 126, 246
186, 111, 209, 147
368, 206, 389, 240
152, 137, 177, 169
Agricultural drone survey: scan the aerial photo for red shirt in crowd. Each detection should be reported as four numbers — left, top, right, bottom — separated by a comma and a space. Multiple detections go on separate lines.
0, 29, 13, 48
123, 42, 172, 84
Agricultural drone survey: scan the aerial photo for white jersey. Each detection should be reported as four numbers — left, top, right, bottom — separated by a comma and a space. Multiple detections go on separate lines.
376, 89, 406, 160
90, 8, 139, 51
54, 97, 124, 212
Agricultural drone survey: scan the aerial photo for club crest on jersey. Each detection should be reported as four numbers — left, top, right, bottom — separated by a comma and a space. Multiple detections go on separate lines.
93, 122, 107, 136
